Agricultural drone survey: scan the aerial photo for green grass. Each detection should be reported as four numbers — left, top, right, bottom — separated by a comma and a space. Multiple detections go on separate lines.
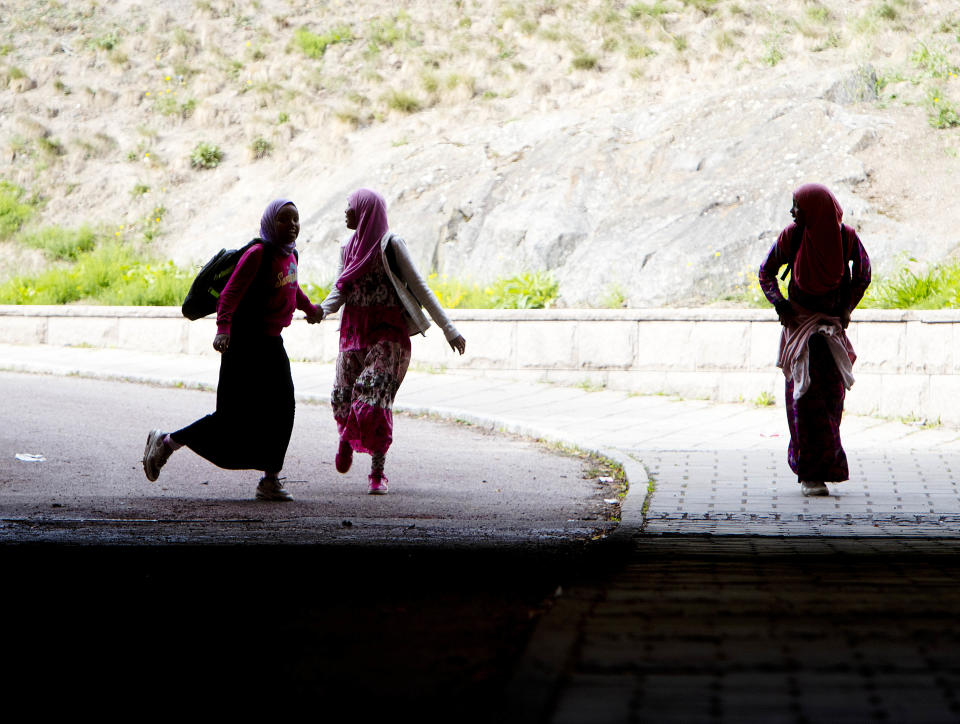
0, 181, 36, 240
383, 89, 421, 113
861, 260, 960, 309
19, 225, 98, 261
487, 271, 559, 309
293, 25, 353, 59
0, 243, 191, 305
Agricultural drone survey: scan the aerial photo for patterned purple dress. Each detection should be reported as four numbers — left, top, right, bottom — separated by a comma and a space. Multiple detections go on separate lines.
759, 224, 871, 483
331, 257, 412, 456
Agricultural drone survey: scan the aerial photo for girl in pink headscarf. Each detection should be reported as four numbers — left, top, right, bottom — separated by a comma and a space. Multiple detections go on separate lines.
143, 199, 323, 501
759, 183, 871, 498
318, 189, 466, 494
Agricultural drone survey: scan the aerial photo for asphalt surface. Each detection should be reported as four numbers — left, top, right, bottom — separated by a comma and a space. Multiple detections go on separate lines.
0, 371, 621, 717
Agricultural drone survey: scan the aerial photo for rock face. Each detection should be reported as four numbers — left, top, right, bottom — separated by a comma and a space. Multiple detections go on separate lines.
174, 65, 953, 307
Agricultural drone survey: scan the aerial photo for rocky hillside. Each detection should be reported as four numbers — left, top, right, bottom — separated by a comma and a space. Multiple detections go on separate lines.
2, 0, 959, 306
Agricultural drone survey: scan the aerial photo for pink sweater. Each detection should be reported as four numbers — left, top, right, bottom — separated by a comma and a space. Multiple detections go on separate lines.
216, 244, 317, 336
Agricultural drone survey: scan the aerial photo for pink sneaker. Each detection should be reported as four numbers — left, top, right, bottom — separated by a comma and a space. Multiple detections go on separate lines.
368, 474, 389, 495
335, 440, 353, 474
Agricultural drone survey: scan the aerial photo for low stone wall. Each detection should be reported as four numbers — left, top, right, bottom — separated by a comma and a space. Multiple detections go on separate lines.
2, 305, 957, 426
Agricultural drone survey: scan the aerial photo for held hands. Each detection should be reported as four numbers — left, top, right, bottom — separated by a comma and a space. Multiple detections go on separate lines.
213, 333, 230, 353
305, 308, 325, 325
449, 335, 466, 355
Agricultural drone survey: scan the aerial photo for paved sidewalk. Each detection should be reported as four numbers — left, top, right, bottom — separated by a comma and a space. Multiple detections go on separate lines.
2, 342, 960, 538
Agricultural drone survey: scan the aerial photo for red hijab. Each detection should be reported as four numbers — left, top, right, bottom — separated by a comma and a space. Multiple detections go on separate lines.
791, 183, 846, 295
335, 188, 390, 291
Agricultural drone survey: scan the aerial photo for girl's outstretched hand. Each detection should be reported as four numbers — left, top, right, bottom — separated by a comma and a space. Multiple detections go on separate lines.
449, 335, 466, 355
213, 333, 230, 353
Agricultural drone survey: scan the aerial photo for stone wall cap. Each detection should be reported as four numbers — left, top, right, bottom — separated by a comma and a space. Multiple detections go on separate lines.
1, 305, 959, 323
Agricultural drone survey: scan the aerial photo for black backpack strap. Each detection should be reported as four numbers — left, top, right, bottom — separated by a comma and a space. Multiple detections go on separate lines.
780, 224, 804, 281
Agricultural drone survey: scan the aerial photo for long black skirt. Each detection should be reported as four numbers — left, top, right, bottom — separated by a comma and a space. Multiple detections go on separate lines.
172, 335, 295, 472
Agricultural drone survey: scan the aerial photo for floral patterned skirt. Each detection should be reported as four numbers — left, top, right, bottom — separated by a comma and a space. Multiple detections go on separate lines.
332, 335, 412, 455
785, 334, 849, 483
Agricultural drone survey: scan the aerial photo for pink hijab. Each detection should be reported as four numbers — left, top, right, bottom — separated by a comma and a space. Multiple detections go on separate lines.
791, 183, 847, 296
335, 188, 390, 291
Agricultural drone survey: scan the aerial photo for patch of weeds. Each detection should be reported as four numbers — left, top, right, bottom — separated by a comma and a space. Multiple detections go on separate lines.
753, 391, 776, 407
19, 225, 98, 261
90, 30, 121, 51
293, 25, 353, 59
37, 137, 65, 158
599, 282, 627, 308
805, 4, 831, 23
130, 182, 150, 197
571, 52, 598, 70
366, 14, 417, 56
487, 271, 558, 309
7, 66, 25, 80
140, 206, 166, 243
277, 111, 289, 124
420, 72, 439, 94
911, 42, 959, 79
625, 41, 655, 59
926, 89, 960, 129
681, 0, 720, 13
714, 30, 737, 52
762, 33, 784, 66
575, 378, 607, 393
54, 78, 71, 95
628, 1, 670, 21
0, 181, 37, 240
672, 35, 688, 52
250, 136, 273, 159
383, 89, 421, 113
190, 141, 223, 169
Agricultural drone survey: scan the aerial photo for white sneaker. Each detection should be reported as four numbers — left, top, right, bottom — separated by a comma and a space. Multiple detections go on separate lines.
800, 481, 829, 497
256, 476, 293, 502
143, 429, 172, 482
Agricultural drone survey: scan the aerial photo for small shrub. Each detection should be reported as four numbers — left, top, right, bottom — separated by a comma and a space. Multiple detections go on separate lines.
131, 182, 150, 196
753, 391, 776, 407
927, 89, 960, 129
384, 89, 421, 113
90, 31, 121, 51
19, 225, 98, 261
571, 53, 598, 70
294, 25, 352, 59
762, 35, 784, 66
0, 181, 36, 240
190, 141, 223, 169
628, 1, 670, 20
488, 271, 558, 309
250, 136, 273, 159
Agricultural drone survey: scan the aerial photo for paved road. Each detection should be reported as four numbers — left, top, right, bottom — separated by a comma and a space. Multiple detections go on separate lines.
0, 372, 618, 546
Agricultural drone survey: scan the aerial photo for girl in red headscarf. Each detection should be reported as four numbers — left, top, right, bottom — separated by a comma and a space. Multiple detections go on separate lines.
318, 189, 466, 494
759, 183, 871, 497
